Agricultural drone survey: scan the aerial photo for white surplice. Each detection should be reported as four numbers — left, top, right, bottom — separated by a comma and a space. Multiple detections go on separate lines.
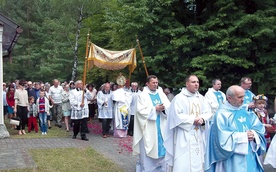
129, 89, 141, 116
164, 88, 212, 172
69, 89, 92, 120
96, 90, 113, 119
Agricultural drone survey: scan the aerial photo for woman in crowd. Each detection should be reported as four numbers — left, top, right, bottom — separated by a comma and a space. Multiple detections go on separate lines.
14, 80, 29, 135
62, 84, 71, 131
87, 83, 97, 123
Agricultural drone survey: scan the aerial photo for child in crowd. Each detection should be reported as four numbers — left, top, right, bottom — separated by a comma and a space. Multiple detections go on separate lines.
6, 83, 16, 129
264, 114, 276, 168
253, 94, 275, 148
36, 90, 50, 135
27, 96, 38, 133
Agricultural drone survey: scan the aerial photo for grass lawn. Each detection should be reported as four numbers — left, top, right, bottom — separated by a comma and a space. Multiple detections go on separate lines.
0, 147, 123, 172
4, 119, 71, 139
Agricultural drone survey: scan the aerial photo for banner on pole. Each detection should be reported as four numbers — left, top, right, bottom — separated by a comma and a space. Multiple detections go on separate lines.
87, 43, 136, 73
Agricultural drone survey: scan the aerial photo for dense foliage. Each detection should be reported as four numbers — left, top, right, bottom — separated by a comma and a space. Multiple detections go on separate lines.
1, 0, 275, 94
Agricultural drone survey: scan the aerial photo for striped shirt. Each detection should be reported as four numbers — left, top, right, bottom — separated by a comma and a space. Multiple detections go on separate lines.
39, 97, 45, 113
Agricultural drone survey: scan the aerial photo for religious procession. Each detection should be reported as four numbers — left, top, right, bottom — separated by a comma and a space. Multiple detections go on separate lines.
2, 73, 276, 172
2, 27, 276, 172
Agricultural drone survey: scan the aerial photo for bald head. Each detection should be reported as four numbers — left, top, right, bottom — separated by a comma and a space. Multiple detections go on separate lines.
226, 85, 245, 107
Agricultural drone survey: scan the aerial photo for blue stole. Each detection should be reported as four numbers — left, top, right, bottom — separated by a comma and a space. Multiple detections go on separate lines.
232, 109, 258, 172
243, 90, 253, 105
213, 91, 224, 106
149, 93, 166, 158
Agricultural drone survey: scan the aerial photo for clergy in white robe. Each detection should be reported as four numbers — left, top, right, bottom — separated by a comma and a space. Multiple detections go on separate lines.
204, 85, 266, 172
69, 80, 92, 141
164, 75, 212, 172
204, 79, 226, 116
97, 83, 113, 138
112, 86, 132, 137
133, 75, 170, 172
128, 82, 141, 136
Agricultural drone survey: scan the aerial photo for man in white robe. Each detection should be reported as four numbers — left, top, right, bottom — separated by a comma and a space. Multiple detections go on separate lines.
112, 75, 132, 138
204, 79, 226, 121
128, 82, 141, 136
164, 75, 212, 172
97, 83, 113, 138
133, 75, 170, 172
69, 80, 92, 141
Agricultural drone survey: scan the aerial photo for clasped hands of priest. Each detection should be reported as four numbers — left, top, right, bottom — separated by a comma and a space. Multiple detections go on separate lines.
155, 104, 165, 113
193, 117, 204, 126
247, 130, 255, 141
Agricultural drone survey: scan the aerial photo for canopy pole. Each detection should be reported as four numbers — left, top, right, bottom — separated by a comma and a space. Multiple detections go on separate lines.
136, 37, 149, 77
128, 69, 131, 86
82, 33, 90, 103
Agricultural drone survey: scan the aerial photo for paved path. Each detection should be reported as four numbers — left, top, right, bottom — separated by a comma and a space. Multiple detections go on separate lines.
0, 121, 275, 172
0, 121, 136, 172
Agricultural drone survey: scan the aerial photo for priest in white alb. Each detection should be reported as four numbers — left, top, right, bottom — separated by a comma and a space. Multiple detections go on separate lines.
112, 74, 132, 137
133, 75, 170, 172
204, 78, 226, 116
164, 75, 212, 172
97, 82, 113, 138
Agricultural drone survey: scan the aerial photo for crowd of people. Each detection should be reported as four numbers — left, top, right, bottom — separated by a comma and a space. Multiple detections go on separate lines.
2, 74, 276, 171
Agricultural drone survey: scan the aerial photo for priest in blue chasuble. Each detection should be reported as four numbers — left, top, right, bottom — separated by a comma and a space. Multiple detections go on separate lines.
205, 85, 266, 172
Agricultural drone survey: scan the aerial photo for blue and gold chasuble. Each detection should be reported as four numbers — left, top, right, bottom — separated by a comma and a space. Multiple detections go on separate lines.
149, 93, 166, 158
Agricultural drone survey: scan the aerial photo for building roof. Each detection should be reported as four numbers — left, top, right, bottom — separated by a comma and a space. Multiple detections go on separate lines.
0, 13, 23, 57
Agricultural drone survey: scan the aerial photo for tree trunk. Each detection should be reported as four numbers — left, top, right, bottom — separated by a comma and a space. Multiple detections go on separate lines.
71, 5, 84, 81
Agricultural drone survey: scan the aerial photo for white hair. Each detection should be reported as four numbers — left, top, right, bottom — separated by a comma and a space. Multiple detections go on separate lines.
164, 88, 171, 93
131, 82, 138, 86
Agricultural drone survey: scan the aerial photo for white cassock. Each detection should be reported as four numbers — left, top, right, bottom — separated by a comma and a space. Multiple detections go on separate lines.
133, 86, 170, 172
96, 90, 113, 119
164, 88, 212, 172
112, 88, 132, 137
